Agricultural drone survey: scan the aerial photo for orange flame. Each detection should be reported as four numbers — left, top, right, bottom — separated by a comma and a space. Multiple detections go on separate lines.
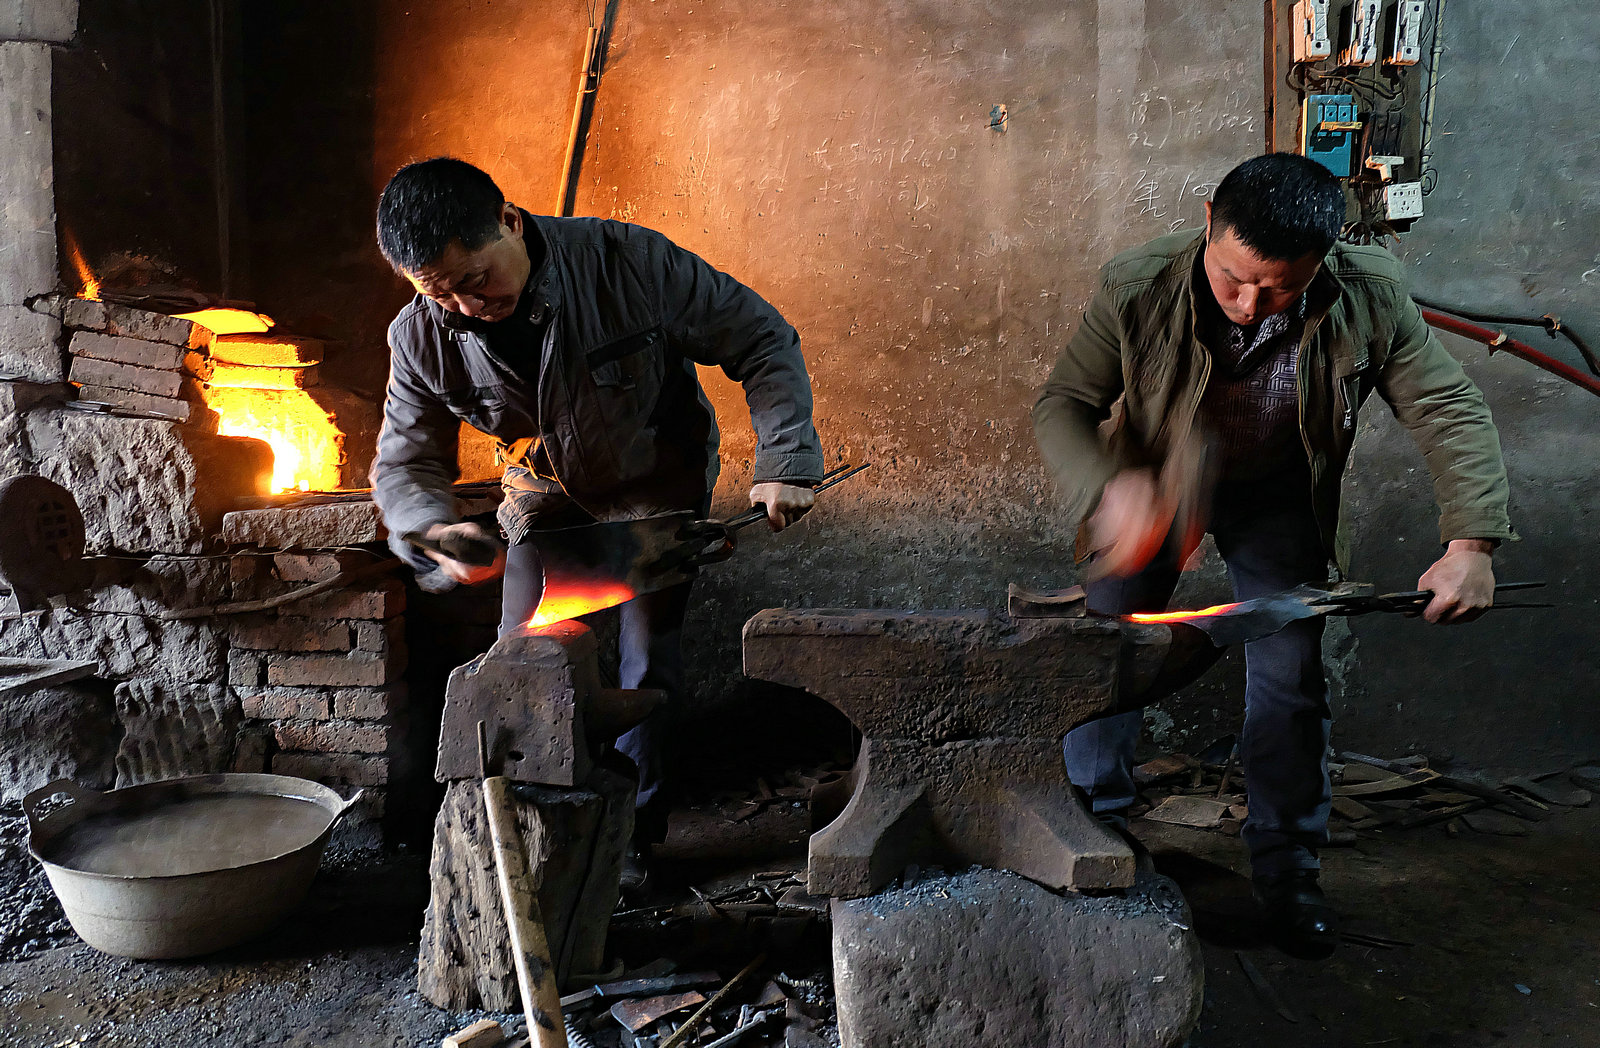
526, 577, 636, 628
176, 307, 275, 335
1127, 601, 1242, 624
62, 230, 100, 300
200, 386, 342, 492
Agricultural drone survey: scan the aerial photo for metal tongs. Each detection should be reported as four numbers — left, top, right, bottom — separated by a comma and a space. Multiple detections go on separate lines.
1116, 579, 1550, 648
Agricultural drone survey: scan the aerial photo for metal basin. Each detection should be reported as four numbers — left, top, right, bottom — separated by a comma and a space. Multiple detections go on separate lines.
24, 773, 360, 959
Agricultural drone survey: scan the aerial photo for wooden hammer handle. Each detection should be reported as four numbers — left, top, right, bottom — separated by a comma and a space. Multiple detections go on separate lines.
482, 775, 569, 1048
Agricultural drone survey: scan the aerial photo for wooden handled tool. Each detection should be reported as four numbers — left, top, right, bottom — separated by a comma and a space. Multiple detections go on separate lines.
478, 720, 570, 1048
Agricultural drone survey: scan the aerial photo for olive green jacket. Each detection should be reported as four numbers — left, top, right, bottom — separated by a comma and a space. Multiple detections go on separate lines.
1031, 229, 1513, 574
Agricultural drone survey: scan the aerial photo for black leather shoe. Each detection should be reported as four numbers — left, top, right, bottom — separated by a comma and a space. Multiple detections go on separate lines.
1255, 869, 1339, 960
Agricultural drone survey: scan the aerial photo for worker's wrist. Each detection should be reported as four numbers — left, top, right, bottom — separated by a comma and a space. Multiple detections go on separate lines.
1445, 538, 1497, 556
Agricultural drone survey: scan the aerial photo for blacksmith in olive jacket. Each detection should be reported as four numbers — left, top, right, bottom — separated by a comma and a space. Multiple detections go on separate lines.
371, 158, 824, 851
1032, 154, 1512, 960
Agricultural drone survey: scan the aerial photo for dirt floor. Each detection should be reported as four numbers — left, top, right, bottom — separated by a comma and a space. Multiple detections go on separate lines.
2, 788, 1599, 1046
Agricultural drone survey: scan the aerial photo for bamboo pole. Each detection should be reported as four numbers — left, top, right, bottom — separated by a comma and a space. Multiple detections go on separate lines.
555, 25, 600, 216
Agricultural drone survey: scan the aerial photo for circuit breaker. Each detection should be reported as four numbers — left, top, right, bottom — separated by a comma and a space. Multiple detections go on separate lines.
1386, 1, 1425, 66
1338, 0, 1381, 67
1304, 94, 1360, 177
1293, 0, 1332, 63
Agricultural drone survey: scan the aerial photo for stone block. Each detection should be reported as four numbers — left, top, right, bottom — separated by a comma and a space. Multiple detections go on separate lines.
0, 609, 223, 684
229, 615, 355, 653
333, 685, 403, 721
221, 501, 387, 548
274, 719, 391, 754
831, 867, 1202, 1048
230, 726, 270, 773
293, 580, 405, 621
240, 687, 332, 721
69, 355, 189, 399
0, 43, 55, 305
113, 679, 241, 787
228, 650, 263, 688
82, 554, 229, 617
25, 410, 272, 553
74, 384, 211, 424
68, 330, 189, 371
0, 305, 63, 382
62, 298, 210, 350
211, 333, 324, 367
273, 550, 363, 582
229, 554, 262, 585
0, 681, 118, 801
351, 618, 403, 654
0, 0, 78, 43
265, 650, 397, 688
270, 751, 389, 787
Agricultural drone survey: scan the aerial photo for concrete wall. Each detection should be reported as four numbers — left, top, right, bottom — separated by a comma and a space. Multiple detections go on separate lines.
232, 2, 1598, 771
1337, 5, 1600, 771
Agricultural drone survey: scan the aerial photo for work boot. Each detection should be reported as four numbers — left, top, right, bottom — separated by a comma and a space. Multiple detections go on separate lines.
1254, 869, 1339, 960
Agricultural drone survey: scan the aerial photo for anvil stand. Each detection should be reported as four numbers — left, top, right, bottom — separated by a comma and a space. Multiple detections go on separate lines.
418, 622, 661, 1012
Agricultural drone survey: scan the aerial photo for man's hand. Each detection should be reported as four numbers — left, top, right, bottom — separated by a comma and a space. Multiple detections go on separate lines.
421, 521, 507, 585
1417, 539, 1496, 624
1085, 468, 1176, 579
749, 482, 815, 532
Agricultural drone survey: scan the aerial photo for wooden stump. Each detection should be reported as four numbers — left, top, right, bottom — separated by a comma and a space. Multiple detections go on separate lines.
417, 767, 635, 1011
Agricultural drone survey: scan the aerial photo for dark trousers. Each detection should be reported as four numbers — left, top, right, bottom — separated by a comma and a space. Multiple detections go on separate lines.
499, 542, 694, 845
1063, 476, 1334, 878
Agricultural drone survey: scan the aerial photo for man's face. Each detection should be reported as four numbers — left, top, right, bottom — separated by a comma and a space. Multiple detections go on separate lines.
1202, 205, 1322, 327
403, 203, 532, 323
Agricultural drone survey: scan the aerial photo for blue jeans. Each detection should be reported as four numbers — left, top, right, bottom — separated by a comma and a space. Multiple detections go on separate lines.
499, 540, 694, 845
1063, 477, 1333, 878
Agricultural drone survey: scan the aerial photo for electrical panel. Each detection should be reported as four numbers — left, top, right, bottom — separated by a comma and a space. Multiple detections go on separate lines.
1337, 0, 1381, 68
1304, 94, 1360, 178
1384, 182, 1424, 220
1386, 1, 1426, 66
1293, 0, 1332, 63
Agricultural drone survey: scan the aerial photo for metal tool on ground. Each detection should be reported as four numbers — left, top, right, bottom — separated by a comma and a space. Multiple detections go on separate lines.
477, 720, 570, 1048
657, 954, 767, 1048
1113, 580, 1549, 647
521, 462, 871, 604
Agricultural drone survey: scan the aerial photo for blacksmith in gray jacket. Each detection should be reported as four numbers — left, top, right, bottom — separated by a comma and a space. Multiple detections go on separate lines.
371, 158, 824, 846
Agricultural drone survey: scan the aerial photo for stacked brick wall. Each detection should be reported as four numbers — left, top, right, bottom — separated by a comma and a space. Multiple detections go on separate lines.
226, 550, 408, 847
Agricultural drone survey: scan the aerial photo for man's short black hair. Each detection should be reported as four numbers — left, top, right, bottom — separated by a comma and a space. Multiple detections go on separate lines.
1209, 153, 1346, 261
376, 157, 507, 272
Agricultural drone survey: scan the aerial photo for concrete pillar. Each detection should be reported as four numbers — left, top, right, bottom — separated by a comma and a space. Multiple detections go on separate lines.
0, 40, 62, 381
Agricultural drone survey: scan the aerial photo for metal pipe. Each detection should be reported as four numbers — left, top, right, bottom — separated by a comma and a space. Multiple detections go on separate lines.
555, 25, 601, 216
1421, 307, 1600, 399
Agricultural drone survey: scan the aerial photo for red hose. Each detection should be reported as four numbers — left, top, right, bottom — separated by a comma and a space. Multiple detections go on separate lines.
1422, 307, 1600, 399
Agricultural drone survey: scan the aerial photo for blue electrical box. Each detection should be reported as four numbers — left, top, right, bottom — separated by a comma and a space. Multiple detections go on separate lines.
1304, 93, 1359, 178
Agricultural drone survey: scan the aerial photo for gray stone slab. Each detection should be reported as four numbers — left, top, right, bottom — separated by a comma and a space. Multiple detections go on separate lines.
221, 501, 387, 548
831, 867, 1203, 1048
73, 384, 215, 426
0, 305, 62, 382
24, 410, 272, 553
0, 43, 55, 304
69, 356, 187, 398
0, 0, 77, 43
68, 330, 189, 371
0, 681, 116, 802
0, 608, 224, 684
